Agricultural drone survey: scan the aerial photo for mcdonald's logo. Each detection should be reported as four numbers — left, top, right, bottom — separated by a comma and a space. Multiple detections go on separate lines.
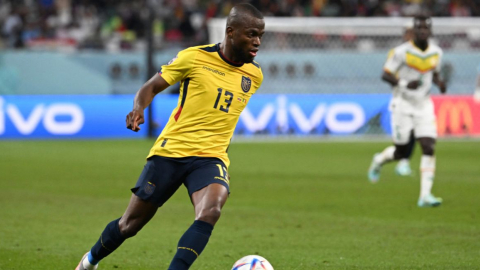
437, 101, 473, 135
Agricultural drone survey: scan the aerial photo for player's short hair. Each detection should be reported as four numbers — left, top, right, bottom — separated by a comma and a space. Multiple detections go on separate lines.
227, 3, 264, 29
413, 14, 432, 28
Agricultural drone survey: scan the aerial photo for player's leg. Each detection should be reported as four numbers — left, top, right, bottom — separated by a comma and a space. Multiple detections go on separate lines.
414, 105, 441, 207
395, 131, 415, 176
168, 158, 229, 270
370, 143, 410, 173
368, 111, 413, 182
94, 196, 158, 258
369, 145, 394, 183
76, 156, 186, 270
168, 184, 228, 270
405, 130, 416, 158
416, 137, 442, 207
76, 195, 158, 270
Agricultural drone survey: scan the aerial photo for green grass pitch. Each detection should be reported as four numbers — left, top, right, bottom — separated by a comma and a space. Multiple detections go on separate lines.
1, 139, 479, 269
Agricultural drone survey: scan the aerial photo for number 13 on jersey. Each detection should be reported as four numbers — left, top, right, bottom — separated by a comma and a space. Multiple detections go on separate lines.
213, 88, 233, 113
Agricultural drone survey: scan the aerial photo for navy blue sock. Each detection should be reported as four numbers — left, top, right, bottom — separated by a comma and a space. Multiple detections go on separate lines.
168, 220, 214, 270
89, 217, 126, 264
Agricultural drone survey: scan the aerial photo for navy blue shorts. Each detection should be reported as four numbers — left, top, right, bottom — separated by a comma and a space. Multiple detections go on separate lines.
131, 156, 230, 207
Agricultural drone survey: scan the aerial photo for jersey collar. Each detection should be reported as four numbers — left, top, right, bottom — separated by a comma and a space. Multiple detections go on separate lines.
410, 40, 430, 52
216, 43, 244, 67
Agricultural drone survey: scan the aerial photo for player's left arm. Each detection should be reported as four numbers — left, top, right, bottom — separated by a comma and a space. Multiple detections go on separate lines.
433, 49, 447, 94
433, 72, 446, 94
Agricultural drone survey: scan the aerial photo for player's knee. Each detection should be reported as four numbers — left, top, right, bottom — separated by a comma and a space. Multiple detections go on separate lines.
421, 144, 435, 156
196, 206, 222, 225
418, 138, 435, 156
118, 218, 141, 238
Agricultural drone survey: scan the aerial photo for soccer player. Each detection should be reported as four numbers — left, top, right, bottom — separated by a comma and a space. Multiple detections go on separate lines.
367, 15, 447, 207
75, 3, 265, 270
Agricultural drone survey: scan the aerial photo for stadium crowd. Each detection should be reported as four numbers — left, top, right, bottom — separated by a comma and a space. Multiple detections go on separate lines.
1, 0, 479, 51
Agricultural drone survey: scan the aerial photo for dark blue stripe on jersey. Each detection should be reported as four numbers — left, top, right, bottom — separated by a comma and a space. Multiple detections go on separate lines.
181, 78, 190, 107
200, 44, 218, 52
252, 61, 260, 68
174, 78, 190, 121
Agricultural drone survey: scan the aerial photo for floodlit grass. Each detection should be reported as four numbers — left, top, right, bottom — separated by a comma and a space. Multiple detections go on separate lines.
0, 140, 479, 269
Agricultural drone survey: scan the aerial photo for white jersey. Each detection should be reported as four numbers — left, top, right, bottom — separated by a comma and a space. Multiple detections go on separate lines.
384, 41, 443, 112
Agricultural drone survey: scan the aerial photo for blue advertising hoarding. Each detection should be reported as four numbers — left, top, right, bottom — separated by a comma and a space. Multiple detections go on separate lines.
234, 94, 391, 136
0, 94, 392, 139
0, 95, 148, 138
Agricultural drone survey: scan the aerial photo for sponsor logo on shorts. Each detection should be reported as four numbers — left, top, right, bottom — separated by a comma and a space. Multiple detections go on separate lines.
144, 181, 156, 195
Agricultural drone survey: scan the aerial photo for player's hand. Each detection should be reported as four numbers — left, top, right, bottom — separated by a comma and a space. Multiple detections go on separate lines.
437, 81, 447, 94
126, 109, 145, 132
406, 80, 421, 90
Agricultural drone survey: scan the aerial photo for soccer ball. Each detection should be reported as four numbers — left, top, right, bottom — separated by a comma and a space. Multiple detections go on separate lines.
231, 255, 274, 270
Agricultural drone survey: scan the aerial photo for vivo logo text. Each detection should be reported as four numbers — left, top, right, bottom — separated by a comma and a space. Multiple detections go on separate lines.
0, 97, 84, 135
240, 95, 366, 134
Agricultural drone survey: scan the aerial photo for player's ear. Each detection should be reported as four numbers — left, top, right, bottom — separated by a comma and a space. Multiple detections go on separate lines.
226, 26, 234, 39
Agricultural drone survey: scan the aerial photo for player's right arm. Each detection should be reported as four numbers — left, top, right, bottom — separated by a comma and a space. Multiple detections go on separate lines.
126, 48, 197, 132
381, 71, 420, 90
126, 74, 170, 132
382, 47, 420, 90
381, 70, 399, 87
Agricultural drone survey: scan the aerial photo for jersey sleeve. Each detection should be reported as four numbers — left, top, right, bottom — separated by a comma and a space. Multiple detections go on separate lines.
383, 48, 403, 74
159, 48, 197, 85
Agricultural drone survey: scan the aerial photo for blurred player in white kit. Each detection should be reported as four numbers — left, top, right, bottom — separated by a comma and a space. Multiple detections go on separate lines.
368, 15, 447, 207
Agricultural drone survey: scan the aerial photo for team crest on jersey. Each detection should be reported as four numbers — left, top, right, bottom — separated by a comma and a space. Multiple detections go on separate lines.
144, 182, 156, 195
241, 76, 252, 93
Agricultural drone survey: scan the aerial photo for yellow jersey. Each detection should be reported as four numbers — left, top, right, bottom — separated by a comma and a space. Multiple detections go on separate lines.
147, 43, 263, 167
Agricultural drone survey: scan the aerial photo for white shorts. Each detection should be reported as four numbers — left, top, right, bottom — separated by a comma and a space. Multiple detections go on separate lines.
390, 101, 437, 144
